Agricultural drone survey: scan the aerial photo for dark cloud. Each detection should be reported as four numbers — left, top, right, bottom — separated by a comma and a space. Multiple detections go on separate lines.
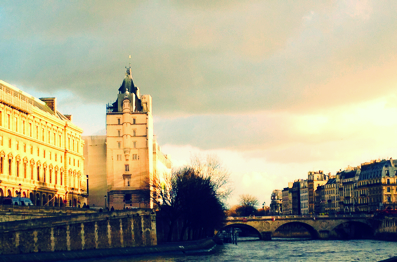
1, 1, 397, 117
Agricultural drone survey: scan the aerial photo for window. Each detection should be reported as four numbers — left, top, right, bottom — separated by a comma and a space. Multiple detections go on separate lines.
133, 118, 136, 124
42, 128, 44, 141
73, 159, 75, 166
37, 148, 39, 156
0, 157, 3, 174
387, 187, 391, 192
69, 158, 71, 164
60, 172, 63, 185
49, 169, 52, 184
14, 117, 17, 132
133, 130, 136, 136
125, 164, 129, 171
55, 170, 58, 185
16, 160, 19, 177
49, 152, 51, 160
43, 168, 46, 182
37, 166, 40, 181
43, 150, 46, 158
117, 141, 121, 149
9, 139, 11, 148
133, 154, 138, 160
36, 126, 38, 139
117, 154, 122, 161
118, 130, 121, 137
23, 163, 27, 178
31, 164, 34, 179
118, 118, 121, 125
72, 139, 75, 151
30, 146, 33, 154
133, 141, 136, 148
61, 156, 63, 163
387, 179, 390, 185
8, 159, 12, 175
0, 135, 2, 146
388, 196, 391, 202
29, 123, 32, 136
23, 144, 26, 152
48, 131, 50, 143
55, 154, 57, 161
0, 111, 2, 126
54, 133, 56, 145
16, 141, 19, 150
59, 135, 62, 147
23, 121, 25, 135
7, 114, 10, 129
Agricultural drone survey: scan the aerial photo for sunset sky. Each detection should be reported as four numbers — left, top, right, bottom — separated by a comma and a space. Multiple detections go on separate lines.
1, 1, 397, 207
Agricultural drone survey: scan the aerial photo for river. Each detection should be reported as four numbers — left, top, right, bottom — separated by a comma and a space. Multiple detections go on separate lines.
68, 239, 397, 262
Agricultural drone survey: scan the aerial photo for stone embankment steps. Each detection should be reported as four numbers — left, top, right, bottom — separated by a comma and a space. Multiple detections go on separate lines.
0, 238, 217, 262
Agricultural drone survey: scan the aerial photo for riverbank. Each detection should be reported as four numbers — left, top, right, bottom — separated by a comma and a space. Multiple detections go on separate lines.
0, 238, 217, 262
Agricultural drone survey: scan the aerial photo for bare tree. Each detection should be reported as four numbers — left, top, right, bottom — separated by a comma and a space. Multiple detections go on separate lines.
189, 154, 233, 201
236, 194, 259, 216
239, 194, 259, 208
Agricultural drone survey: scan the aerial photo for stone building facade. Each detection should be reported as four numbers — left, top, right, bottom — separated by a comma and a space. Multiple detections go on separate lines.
357, 159, 397, 212
307, 171, 328, 215
270, 189, 282, 215
84, 67, 171, 210
0, 80, 87, 207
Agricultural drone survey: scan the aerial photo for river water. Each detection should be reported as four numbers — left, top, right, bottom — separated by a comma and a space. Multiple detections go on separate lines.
70, 239, 397, 262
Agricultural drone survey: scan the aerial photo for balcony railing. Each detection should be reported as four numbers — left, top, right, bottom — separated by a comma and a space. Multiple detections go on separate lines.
0, 85, 33, 114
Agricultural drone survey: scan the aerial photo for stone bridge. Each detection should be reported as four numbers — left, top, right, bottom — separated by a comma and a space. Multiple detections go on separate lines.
223, 215, 377, 240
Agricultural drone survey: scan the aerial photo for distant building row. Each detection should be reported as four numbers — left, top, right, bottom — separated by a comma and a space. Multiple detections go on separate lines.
270, 158, 397, 215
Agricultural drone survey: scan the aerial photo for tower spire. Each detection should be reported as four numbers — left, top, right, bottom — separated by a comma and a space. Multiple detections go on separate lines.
125, 55, 132, 76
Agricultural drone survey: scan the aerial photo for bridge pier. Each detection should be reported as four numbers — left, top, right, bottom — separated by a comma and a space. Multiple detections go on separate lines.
318, 230, 330, 240
261, 232, 272, 241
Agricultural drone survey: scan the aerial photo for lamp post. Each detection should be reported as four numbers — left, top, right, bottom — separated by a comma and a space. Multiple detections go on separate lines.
104, 195, 107, 210
71, 188, 74, 207
18, 183, 22, 199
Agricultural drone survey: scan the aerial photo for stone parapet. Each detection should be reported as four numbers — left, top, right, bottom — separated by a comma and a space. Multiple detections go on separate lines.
0, 209, 156, 255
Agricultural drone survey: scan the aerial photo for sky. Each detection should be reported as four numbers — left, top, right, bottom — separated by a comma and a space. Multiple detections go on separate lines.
1, 0, 397, 207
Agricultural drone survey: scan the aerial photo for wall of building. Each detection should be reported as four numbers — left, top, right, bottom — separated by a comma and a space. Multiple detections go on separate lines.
83, 136, 106, 208
0, 80, 87, 208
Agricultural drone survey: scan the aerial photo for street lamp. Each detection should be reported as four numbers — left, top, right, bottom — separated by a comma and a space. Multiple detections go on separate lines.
71, 188, 74, 207
104, 195, 107, 210
18, 184, 22, 199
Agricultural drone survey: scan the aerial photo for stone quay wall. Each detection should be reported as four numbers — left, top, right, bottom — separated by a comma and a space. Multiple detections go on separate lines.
0, 209, 156, 255
0, 206, 97, 223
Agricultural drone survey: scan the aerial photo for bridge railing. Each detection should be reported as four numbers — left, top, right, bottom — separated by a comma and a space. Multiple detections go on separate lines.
226, 214, 373, 220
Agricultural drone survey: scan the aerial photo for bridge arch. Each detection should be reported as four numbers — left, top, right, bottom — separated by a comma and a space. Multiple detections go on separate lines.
273, 221, 319, 239
331, 220, 374, 239
219, 223, 262, 239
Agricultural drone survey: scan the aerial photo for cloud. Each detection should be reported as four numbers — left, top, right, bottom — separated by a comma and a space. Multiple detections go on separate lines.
155, 95, 397, 155
3, 1, 397, 117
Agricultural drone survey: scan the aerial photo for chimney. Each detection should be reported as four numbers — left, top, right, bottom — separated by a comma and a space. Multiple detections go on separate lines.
40, 97, 57, 113
64, 115, 73, 121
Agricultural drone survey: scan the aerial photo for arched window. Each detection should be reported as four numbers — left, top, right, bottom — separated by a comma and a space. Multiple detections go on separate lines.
16, 160, 20, 177
8, 158, 12, 175
37, 166, 40, 181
